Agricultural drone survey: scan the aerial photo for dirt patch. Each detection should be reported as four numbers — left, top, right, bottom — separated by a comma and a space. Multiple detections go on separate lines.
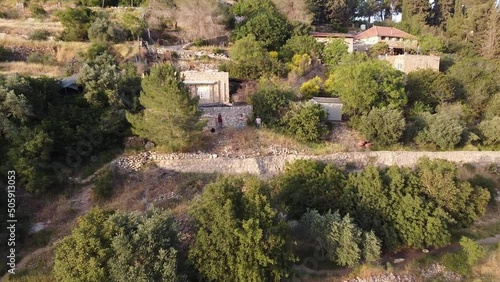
329, 123, 363, 152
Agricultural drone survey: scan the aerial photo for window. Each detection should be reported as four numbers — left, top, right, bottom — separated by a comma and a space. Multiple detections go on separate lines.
396, 63, 403, 70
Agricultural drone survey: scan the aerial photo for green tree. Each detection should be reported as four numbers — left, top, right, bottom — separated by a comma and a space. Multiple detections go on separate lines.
234, 11, 291, 50
109, 210, 184, 281
362, 231, 381, 263
126, 64, 204, 151
53, 208, 117, 282
282, 102, 328, 142
447, 57, 500, 117
415, 112, 464, 149
322, 38, 348, 67
121, 13, 146, 39
402, 0, 430, 21
227, 36, 284, 80
57, 7, 94, 41
189, 177, 295, 282
276, 160, 346, 219
416, 158, 490, 227
356, 107, 405, 147
325, 59, 407, 117
406, 69, 455, 110
280, 35, 323, 60
300, 210, 367, 267
479, 116, 500, 145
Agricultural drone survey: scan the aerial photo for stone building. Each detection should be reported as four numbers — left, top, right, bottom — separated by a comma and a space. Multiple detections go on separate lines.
182, 70, 230, 105
355, 26, 417, 54
310, 32, 355, 53
382, 54, 440, 74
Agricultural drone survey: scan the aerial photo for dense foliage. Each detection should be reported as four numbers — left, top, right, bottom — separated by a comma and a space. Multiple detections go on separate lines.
53, 208, 185, 281
189, 177, 295, 282
300, 210, 381, 267
276, 158, 490, 250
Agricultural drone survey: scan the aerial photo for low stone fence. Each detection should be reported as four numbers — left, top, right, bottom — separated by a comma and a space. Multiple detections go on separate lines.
200, 105, 253, 129
113, 151, 500, 178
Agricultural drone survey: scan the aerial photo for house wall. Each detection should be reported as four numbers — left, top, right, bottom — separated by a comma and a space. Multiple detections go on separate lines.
182, 71, 230, 104
359, 36, 380, 45
319, 103, 343, 121
200, 105, 253, 129
383, 54, 440, 74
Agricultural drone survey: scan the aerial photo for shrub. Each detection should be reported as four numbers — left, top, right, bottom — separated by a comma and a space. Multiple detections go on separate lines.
192, 38, 205, 47
29, 4, 47, 19
28, 29, 51, 41
356, 107, 405, 147
460, 237, 485, 266
299, 76, 322, 99
0, 46, 11, 61
57, 7, 93, 41
282, 102, 328, 143
249, 86, 295, 127
93, 169, 115, 200
369, 42, 389, 56
416, 112, 464, 149
479, 116, 500, 145
88, 17, 127, 43
26, 52, 56, 65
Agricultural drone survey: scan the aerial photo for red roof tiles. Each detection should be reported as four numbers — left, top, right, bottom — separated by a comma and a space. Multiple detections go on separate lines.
355, 26, 415, 40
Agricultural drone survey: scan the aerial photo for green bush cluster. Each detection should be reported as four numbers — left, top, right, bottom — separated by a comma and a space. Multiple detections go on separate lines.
275, 158, 490, 250
28, 29, 51, 41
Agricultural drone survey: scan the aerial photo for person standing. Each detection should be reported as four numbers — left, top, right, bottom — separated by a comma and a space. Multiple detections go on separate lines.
255, 116, 262, 128
217, 113, 223, 128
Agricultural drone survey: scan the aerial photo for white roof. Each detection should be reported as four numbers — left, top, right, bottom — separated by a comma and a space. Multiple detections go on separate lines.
310, 97, 342, 104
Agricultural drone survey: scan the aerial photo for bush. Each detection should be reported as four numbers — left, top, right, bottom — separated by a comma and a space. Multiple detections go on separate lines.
280, 35, 323, 60
26, 52, 56, 65
479, 116, 500, 145
299, 76, 322, 99
28, 29, 51, 41
282, 102, 328, 143
416, 112, 464, 149
0, 46, 11, 61
88, 18, 127, 43
460, 237, 486, 266
356, 107, 405, 147
249, 86, 295, 127
192, 38, 205, 47
29, 4, 47, 19
92, 169, 114, 200
57, 7, 93, 41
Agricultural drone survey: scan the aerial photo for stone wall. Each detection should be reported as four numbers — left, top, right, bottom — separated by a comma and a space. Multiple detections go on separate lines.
200, 105, 253, 129
114, 150, 500, 179
384, 54, 440, 73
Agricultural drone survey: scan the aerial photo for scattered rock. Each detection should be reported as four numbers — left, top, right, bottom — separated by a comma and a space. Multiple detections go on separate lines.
145, 141, 155, 150
393, 258, 405, 264
422, 249, 429, 253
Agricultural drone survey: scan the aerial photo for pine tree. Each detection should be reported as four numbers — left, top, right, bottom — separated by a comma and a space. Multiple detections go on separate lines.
402, 0, 431, 21
362, 231, 382, 263
126, 64, 204, 152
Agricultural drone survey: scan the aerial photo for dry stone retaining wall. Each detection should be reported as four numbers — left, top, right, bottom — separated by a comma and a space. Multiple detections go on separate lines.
200, 105, 253, 129
114, 151, 500, 178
